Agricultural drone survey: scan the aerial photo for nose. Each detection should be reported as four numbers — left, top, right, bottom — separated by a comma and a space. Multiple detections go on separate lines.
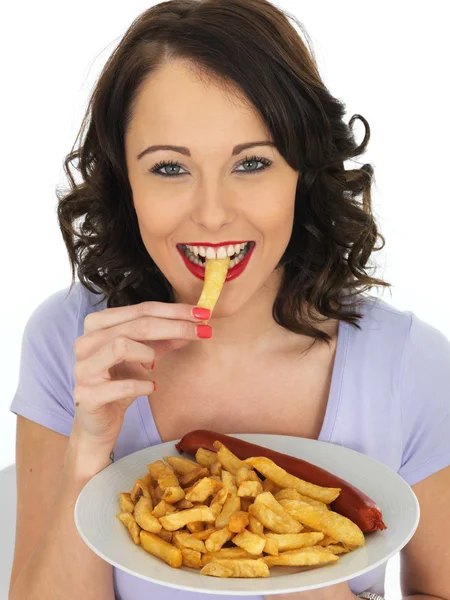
190, 180, 235, 231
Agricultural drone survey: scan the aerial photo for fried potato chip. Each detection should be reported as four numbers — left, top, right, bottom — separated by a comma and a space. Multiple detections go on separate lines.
185, 477, 223, 503
209, 461, 223, 477
201, 558, 269, 578
196, 257, 231, 317
228, 510, 250, 533
263, 546, 339, 567
264, 531, 325, 552
119, 492, 135, 513
181, 548, 202, 569
254, 492, 304, 532
174, 498, 194, 510
147, 460, 185, 504
325, 544, 350, 555
159, 505, 216, 531
232, 528, 266, 555
262, 479, 280, 494
205, 527, 234, 552
117, 512, 141, 544
278, 498, 365, 547
244, 457, 341, 503
191, 527, 215, 541
195, 448, 218, 467
262, 535, 279, 556
248, 514, 264, 536
140, 530, 182, 568
130, 477, 152, 504
134, 496, 163, 534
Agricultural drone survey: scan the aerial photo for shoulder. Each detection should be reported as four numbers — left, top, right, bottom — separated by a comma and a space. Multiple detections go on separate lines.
25, 281, 108, 341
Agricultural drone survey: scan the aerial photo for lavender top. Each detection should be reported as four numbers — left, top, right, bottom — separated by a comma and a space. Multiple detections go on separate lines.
10, 282, 450, 599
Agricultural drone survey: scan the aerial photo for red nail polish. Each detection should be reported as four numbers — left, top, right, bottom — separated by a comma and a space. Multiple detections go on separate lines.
193, 307, 211, 320
196, 324, 213, 339
153, 381, 157, 392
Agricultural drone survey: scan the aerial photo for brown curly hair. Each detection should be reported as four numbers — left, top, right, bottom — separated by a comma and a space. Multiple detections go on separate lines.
57, 0, 389, 342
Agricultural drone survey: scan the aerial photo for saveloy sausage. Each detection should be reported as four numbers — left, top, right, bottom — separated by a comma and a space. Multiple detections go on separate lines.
175, 430, 387, 533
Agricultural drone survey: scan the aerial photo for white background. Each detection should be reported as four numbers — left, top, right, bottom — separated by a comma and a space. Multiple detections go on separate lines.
1, 1, 449, 597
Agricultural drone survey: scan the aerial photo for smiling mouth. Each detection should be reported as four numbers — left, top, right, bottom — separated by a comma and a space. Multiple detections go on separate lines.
178, 242, 254, 268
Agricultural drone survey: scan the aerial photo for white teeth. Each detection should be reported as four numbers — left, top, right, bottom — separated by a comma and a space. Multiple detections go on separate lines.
216, 246, 228, 259
193, 246, 199, 256
198, 246, 206, 257
234, 244, 241, 254
184, 242, 252, 266
227, 245, 235, 257
229, 258, 236, 268
205, 247, 216, 259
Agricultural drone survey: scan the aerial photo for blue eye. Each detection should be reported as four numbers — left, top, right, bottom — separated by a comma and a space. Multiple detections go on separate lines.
149, 155, 272, 178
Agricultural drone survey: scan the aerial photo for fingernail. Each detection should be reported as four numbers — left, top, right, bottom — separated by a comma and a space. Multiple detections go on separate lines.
196, 324, 213, 339
192, 307, 211, 320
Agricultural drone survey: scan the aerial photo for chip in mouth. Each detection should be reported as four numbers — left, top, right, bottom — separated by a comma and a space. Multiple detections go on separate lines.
196, 257, 231, 320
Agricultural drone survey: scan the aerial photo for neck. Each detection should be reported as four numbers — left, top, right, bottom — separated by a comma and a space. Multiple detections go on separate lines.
176, 268, 336, 365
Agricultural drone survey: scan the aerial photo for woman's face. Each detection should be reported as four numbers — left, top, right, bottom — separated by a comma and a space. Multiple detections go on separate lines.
125, 60, 300, 316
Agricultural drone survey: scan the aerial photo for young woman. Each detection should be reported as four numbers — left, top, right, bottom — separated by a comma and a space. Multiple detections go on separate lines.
8, 1, 450, 599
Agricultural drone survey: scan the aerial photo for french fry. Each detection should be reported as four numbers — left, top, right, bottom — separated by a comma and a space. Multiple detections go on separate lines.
130, 477, 152, 504
262, 479, 280, 494
325, 544, 350, 555
209, 487, 228, 518
201, 558, 269, 578
238, 480, 263, 498
253, 492, 304, 533
278, 498, 365, 547
201, 548, 258, 566
187, 521, 205, 534
140, 530, 182, 568
264, 532, 325, 552
215, 488, 241, 528
240, 497, 254, 511
228, 510, 250, 533
191, 527, 215, 541
262, 536, 279, 556
244, 457, 341, 504
205, 527, 234, 552
263, 546, 339, 567
275, 488, 329, 511
119, 492, 135, 513
195, 447, 218, 467
185, 477, 223, 503
248, 501, 303, 534
117, 512, 141, 544
213, 441, 246, 474
181, 548, 202, 569
232, 529, 266, 555
157, 528, 173, 543
147, 460, 185, 504
164, 455, 199, 475
196, 257, 231, 317
179, 466, 210, 488
248, 514, 264, 536
172, 531, 207, 553
151, 500, 177, 518
174, 498, 194, 510
235, 466, 261, 485
209, 461, 223, 477
134, 496, 162, 534
159, 505, 216, 531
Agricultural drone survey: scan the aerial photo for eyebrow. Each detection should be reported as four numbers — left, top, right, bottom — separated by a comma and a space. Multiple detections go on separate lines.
137, 141, 276, 160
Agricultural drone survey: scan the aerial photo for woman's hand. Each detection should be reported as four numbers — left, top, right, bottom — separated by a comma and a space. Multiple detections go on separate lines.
266, 581, 357, 600
71, 301, 211, 449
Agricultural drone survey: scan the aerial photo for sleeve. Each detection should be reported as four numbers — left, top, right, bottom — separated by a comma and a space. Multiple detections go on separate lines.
9, 284, 83, 437
397, 312, 450, 486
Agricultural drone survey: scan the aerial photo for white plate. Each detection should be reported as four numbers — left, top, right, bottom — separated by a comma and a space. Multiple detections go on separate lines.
74, 434, 419, 596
